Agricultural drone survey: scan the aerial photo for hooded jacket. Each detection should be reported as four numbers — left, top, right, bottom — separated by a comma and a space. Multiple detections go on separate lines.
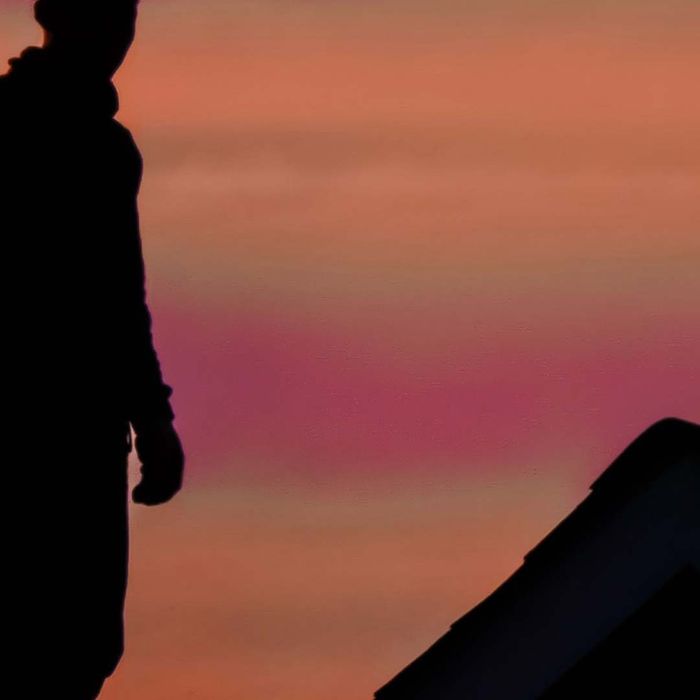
0, 46, 174, 435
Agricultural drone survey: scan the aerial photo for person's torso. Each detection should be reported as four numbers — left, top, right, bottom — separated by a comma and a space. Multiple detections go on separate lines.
1, 71, 142, 425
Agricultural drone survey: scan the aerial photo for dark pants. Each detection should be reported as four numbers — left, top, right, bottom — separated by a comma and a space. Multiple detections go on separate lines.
9, 422, 130, 699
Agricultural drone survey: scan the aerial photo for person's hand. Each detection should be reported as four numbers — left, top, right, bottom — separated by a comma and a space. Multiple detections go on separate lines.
132, 421, 184, 506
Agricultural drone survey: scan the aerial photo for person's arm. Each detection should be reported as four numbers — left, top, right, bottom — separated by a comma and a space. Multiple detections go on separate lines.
122, 183, 176, 432
121, 128, 184, 505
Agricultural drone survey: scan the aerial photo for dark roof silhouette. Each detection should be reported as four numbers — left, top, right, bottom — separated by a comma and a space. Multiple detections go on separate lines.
375, 418, 700, 700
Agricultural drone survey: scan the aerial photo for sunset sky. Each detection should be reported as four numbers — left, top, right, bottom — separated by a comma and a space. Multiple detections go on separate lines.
1, 1, 699, 698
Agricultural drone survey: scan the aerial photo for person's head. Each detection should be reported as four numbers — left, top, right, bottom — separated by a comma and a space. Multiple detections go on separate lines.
34, 0, 139, 78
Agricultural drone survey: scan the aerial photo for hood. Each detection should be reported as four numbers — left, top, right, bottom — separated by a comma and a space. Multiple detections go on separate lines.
1, 46, 119, 121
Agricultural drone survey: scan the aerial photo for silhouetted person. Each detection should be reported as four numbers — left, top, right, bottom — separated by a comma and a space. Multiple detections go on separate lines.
0, 1, 184, 697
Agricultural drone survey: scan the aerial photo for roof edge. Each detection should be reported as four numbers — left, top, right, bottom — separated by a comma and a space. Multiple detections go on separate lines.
590, 417, 699, 494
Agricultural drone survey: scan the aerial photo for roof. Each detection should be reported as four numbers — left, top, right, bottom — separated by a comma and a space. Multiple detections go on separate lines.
375, 417, 700, 700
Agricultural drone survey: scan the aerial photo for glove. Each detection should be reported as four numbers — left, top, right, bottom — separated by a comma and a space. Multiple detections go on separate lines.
131, 420, 184, 506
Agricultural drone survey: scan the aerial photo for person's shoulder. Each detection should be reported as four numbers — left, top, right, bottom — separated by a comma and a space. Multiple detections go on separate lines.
109, 120, 141, 153
0, 73, 18, 118
107, 119, 144, 176
0, 74, 34, 151
0, 76, 12, 144
0, 75, 7, 113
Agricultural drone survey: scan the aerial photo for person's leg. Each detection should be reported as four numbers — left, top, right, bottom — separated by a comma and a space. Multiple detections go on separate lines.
9, 422, 129, 698
48, 433, 130, 697
73, 438, 131, 694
